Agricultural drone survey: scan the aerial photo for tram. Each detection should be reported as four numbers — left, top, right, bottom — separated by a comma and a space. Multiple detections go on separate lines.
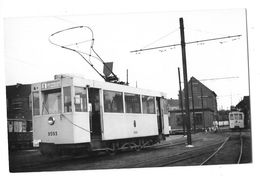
228, 111, 244, 129
31, 74, 169, 155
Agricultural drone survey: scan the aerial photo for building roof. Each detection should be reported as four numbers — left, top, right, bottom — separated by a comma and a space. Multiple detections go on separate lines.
188, 76, 217, 97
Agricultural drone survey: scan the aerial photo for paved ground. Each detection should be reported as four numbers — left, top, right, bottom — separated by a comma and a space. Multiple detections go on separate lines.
9, 128, 252, 172
8, 132, 225, 171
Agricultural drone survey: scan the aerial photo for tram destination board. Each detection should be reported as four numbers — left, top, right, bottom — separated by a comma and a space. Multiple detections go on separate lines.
41, 81, 61, 90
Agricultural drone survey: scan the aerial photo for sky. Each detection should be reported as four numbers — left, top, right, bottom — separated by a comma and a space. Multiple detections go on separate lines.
1, 0, 260, 176
4, 8, 248, 110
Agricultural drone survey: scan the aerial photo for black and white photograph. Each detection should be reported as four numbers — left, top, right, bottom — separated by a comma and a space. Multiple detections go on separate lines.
1, 0, 259, 177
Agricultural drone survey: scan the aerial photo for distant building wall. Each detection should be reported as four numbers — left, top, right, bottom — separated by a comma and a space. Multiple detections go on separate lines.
6, 84, 32, 133
236, 96, 250, 128
168, 77, 217, 133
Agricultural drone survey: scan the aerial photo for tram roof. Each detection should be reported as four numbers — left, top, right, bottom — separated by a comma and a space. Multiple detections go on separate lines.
33, 74, 167, 98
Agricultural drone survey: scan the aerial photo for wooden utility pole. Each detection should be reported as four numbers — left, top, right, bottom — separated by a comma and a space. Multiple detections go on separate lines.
178, 67, 185, 135
126, 69, 129, 85
190, 78, 196, 132
201, 87, 205, 130
179, 17, 192, 146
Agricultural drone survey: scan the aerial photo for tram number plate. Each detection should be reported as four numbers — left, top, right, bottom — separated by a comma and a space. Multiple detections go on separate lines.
48, 131, 58, 136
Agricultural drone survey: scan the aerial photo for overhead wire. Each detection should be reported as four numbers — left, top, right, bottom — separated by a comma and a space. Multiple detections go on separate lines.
185, 27, 229, 38
141, 28, 179, 49
5, 55, 47, 72
199, 76, 239, 82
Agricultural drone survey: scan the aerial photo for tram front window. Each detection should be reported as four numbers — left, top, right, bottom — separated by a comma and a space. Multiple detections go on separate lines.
63, 87, 72, 112
42, 89, 61, 115
32, 92, 40, 115
74, 87, 87, 112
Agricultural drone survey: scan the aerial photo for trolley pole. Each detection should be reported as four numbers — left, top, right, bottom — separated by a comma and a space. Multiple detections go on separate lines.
179, 17, 192, 146
178, 67, 186, 135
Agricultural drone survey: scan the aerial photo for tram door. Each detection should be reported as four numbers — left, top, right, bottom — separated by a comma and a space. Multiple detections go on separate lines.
88, 88, 102, 140
156, 97, 163, 135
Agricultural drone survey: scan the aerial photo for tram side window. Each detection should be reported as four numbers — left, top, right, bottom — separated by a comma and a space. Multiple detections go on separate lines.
75, 87, 87, 112
63, 87, 72, 112
42, 89, 61, 115
103, 90, 123, 113
32, 92, 40, 115
125, 93, 141, 113
142, 96, 155, 114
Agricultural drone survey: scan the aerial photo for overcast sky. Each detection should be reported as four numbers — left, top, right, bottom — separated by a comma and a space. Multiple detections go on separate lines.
1, 0, 260, 176
4, 8, 248, 110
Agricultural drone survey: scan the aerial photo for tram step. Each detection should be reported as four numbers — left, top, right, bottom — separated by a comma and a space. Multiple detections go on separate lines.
91, 139, 103, 149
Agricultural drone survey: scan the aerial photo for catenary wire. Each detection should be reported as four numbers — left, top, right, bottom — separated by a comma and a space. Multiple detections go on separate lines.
141, 28, 179, 49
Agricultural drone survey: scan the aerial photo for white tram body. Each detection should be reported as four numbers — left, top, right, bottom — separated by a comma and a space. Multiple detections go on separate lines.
31, 74, 169, 155
228, 111, 244, 129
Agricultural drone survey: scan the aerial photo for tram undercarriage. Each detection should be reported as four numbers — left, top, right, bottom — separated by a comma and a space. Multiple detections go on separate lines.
39, 135, 165, 156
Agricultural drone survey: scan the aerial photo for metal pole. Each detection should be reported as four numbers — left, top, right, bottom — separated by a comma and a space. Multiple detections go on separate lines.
178, 67, 185, 135
126, 69, 129, 85
245, 9, 251, 128
179, 17, 192, 146
190, 78, 196, 133
201, 87, 205, 130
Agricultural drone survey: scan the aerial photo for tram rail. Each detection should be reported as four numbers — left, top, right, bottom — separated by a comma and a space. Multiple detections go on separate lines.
201, 132, 244, 165
10, 132, 246, 172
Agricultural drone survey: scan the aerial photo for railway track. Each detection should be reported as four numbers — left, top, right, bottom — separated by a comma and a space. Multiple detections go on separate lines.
9, 134, 210, 172
10, 132, 249, 172
201, 132, 244, 165
122, 132, 245, 168
121, 140, 226, 168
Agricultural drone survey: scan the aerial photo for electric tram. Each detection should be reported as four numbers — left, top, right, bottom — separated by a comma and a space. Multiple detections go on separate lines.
228, 111, 244, 129
31, 74, 169, 155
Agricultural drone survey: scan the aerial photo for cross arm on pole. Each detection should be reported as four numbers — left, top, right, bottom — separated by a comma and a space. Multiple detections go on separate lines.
130, 34, 242, 53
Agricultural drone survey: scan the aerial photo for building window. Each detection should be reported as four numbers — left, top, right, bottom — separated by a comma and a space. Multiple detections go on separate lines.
125, 93, 141, 113
8, 121, 14, 132
42, 89, 61, 115
26, 121, 32, 132
75, 87, 87, 112
32, 92, 40, 115
103, 90, 123, 113
176, 115, 183, 126
142, 96, 155, 114
195, 113, 203, 125
14, 121, 23, 132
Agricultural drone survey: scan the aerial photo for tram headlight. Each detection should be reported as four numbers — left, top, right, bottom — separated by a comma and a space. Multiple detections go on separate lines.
48, 116, 55, 125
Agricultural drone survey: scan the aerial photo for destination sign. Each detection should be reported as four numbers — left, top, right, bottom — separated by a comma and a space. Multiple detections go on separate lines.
41, 81, 61, 89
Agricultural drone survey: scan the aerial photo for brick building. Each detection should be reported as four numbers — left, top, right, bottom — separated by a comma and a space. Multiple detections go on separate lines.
6, 84, 33, 149
168, 77, 218, 133
236, 96, 250, 128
